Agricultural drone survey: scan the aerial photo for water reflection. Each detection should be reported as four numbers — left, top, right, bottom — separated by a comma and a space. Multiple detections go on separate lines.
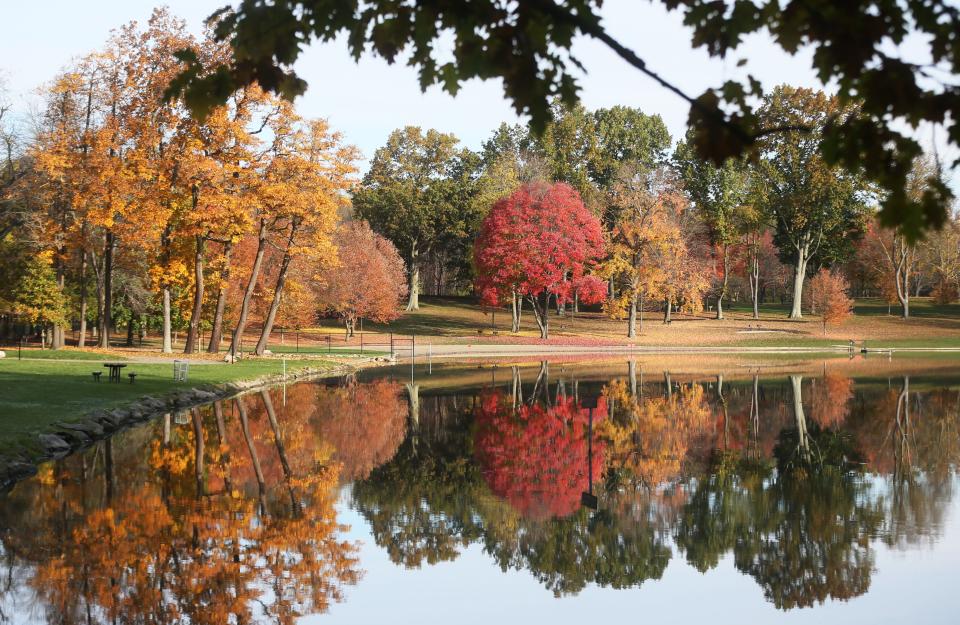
0, 361, 958, 622
0, 388, 363, 624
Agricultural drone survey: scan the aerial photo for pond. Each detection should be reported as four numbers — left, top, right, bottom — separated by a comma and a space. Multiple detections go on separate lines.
1, 356, 958, 624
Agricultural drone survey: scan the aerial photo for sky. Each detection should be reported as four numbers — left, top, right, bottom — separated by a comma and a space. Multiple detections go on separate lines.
0, 1, 954, 179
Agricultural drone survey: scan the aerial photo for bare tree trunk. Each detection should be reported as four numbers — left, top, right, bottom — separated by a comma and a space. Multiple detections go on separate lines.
254, 224, 298, 355
78, 249, 88, 348
98, 230, 114, 349
228, 219, 267, 357
627, 293, 637, 338
161, 287, 172, 353
510, 290, 522, 333
51, 269, 65, 349
789, 246, 809, 319
663, 298, 672, 324
716, 244, 728, 320
207, 240, 233, 353
750, 254, 760, 319
184, 234, 205, 354
529, 291, 550, 339
406, 241, 420, 311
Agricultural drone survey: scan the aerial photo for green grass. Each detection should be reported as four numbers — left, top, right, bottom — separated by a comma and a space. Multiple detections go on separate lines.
0, 358, 337, 455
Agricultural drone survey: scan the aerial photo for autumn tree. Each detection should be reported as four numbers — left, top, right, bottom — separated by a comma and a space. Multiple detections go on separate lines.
316, 220, 407, 337
675, 135, 751, 319
868, 157, 935, 318
474, 182, 606, 339
807, 269, 854, 333
601, 168, 686, 337
251, 113, 355, 355
353, 127, 477, 310
11, 253, 67, 347
920, 211, 960, 304
755, 86, 869, 319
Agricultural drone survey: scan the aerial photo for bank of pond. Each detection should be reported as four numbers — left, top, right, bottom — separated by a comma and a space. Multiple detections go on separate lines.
0, 359, 958, 624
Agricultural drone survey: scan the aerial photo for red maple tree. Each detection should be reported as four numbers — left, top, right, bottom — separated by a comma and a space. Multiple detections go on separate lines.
474, 182, 606, 339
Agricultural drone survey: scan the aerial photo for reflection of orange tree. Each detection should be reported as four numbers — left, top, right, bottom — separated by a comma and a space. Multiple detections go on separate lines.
474, 392, 607, 519
310, 380, 408, 481
809, 373, 854, 429
599, 380, 712, 488
27, 397, 360, 624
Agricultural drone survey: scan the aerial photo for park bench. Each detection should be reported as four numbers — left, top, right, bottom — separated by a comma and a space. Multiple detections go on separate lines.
127, 373, 137, 384
91, 371, 102, 382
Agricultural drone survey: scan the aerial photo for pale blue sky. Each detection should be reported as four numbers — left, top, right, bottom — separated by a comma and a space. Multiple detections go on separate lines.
1, 1, 954, 179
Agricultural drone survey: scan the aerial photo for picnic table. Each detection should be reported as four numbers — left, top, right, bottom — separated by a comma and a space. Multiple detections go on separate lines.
103, 362, 127, 383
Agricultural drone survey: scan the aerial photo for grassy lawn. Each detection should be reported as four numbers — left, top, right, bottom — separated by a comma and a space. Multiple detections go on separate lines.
0, 358, 338, 455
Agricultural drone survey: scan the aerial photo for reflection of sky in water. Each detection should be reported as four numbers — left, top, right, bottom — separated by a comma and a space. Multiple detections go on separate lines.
317, 480, 960, 625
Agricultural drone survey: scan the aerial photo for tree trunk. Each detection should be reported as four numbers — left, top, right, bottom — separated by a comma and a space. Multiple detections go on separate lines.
750, 254, 760, 320
254, 224, 298, 356
98, 230, 114, 349
716, 244, 728, 320
228, 220, 268, 357
896, 262, 910, 319
663, 298, 672, 324
789, 246, 808, 319
207, 240, 234, 353
639, 292, 644, 334
161, 287, 172, 353
51, 269, 65, 350
627, 293, 637, 338
184, 234, 205, 354
78, 249, 88, 348
529, 291, 550, 339
510, 290, 522, 333
125, 316, 134, 347
406, 241, 420, 311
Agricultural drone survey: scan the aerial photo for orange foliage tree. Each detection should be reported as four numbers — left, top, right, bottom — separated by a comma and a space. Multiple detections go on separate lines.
316, 220, 408, 336
807, 269, 854, 333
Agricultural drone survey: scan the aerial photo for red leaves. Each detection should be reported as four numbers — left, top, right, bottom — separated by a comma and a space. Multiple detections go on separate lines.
474, 182, 606, 307
474, 393, 607, 519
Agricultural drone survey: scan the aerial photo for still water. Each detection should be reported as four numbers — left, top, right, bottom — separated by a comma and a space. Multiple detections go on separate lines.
1, 357, 958, 624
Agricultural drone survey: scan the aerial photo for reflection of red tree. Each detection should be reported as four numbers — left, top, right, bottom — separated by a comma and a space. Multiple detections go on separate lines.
311, 381, 408, 481
474, 394, 607, 519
